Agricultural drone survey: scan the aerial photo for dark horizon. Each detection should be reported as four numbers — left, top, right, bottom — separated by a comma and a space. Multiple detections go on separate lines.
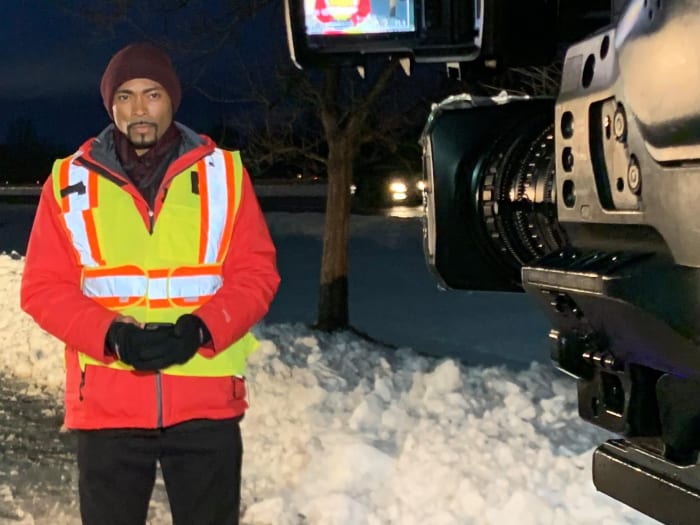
1, 1, 286, 150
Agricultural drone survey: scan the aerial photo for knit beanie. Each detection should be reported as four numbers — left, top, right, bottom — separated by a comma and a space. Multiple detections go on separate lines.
100, 42, 182, 119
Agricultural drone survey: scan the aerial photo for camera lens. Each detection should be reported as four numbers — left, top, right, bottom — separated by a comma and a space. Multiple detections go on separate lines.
471, 115, 569, 281
424, 98, 570, 291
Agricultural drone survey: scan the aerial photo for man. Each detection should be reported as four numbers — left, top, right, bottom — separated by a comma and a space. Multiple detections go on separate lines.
20, 42, 280, 525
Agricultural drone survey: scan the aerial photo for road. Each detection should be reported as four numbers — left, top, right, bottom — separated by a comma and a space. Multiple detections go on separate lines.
0, 195, 320, 255
0, 194, 421, 255
260, 195, 326, 213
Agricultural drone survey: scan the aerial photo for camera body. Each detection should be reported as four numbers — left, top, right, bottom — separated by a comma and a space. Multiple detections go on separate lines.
285, 0, 700, 521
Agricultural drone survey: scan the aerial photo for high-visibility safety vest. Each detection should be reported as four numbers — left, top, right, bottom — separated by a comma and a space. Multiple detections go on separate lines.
51, 148, 258, 377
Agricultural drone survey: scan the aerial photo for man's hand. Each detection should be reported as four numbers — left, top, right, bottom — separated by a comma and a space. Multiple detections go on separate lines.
171, 314, 211, 362
106, 321, 175, 370
105, 314, 211, 371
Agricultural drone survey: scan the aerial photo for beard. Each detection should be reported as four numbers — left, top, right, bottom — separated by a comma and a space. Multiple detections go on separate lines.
126, 122, 159, 149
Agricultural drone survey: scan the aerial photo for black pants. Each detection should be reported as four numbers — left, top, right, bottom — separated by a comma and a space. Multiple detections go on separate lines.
77, 417, 242, 525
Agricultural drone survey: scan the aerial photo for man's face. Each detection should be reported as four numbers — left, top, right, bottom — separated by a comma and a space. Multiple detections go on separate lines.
112, 78, 173, 155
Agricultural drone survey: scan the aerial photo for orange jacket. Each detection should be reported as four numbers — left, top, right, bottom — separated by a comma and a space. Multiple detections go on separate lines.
21, 124, 280, 429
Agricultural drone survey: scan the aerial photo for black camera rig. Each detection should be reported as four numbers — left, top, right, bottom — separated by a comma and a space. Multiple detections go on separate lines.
285, 1, 700, 522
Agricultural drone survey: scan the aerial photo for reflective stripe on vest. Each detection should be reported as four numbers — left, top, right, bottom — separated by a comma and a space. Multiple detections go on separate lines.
198, 149, 239, 264
81, 265, 223, 308
56, 157, 105, 266
51, 148, 257, 377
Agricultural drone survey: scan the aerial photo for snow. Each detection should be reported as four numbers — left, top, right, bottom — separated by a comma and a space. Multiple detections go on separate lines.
0, 205, 658, 524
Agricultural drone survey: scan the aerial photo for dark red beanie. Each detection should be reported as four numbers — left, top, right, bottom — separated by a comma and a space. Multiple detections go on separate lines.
100, 42, 182, 119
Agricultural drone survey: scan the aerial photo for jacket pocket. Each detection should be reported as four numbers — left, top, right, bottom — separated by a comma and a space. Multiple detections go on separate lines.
232, 376, 246, 401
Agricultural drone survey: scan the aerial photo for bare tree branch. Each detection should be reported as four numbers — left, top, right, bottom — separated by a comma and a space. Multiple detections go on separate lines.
346, 60, 401, 138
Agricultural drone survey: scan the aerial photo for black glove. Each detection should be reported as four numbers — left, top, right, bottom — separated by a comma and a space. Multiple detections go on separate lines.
173, 314, 211, 353
106, 321, 176, 371
142, 314, 210, 369
106, 316, 210, 371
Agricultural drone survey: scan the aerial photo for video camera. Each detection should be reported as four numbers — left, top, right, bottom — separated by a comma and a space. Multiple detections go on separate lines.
285, 0, 700, 522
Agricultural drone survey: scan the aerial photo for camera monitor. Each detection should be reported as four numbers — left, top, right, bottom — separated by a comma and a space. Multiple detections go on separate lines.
285, 0, 482, 68
305, 0, 415, 36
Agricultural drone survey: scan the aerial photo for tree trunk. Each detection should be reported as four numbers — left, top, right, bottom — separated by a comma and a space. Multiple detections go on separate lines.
315, 63, 398, 332
316, 137, 354, 331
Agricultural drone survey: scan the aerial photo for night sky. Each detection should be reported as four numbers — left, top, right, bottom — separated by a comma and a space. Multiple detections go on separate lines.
1, 1, 285, 151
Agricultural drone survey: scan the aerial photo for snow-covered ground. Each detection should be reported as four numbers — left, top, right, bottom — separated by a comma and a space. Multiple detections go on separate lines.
0, 205, 657, 524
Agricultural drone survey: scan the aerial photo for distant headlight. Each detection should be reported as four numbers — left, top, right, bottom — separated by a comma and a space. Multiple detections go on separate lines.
392, 192, 408, 201
416, 180, 426, 191
389, 181, 408, 193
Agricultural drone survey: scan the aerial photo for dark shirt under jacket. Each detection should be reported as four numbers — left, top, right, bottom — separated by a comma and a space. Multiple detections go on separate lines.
114, 123, 182, 209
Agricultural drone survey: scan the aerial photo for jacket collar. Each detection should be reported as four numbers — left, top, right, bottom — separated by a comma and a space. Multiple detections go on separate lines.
78, 122, 210, 177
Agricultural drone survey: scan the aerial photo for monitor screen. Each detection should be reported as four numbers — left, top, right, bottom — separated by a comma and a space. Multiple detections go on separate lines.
304, 0, 415, 36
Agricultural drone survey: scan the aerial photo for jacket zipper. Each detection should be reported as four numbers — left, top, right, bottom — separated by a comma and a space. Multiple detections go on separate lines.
79, 369, 86, 401
156, 372, 163, 428
76, 157, 160, 233
77, 142, 213, 225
